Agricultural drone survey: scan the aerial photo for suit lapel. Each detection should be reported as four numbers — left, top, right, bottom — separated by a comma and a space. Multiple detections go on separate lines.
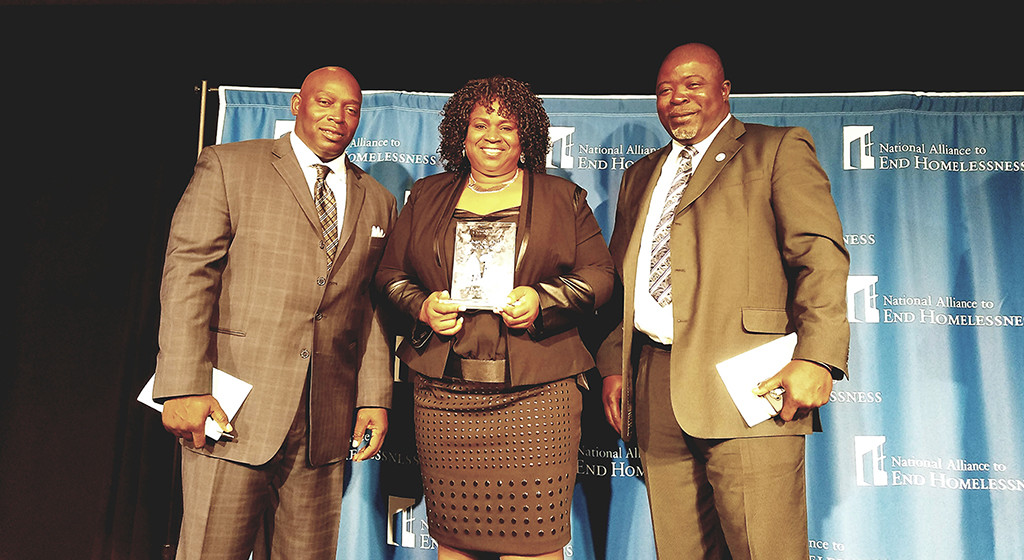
337, 159, 365, 260
514, 170, 534, 276
271, 134, 322, 236
676, 118, 745, 214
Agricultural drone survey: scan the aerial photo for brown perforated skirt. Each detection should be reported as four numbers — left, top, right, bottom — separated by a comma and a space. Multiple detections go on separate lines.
413, 373, 582, 554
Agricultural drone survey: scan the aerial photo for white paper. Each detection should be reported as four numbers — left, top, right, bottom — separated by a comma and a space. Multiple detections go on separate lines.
716, 333, 797, 427
137, 368, 253, 441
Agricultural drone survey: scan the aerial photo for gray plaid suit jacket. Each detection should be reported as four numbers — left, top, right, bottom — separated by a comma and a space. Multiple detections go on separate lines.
154, 133, 396, 466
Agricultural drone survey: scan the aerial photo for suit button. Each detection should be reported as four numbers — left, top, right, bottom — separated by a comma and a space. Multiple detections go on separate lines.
300, 349, 310, 360
317, 276, 326, 286
315, 312, 324, 321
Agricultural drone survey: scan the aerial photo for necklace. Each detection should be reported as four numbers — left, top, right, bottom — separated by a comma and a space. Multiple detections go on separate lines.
466, 169, 519, 194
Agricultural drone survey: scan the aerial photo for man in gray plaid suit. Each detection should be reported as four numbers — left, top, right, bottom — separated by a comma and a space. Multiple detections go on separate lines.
154, 66, 396, 559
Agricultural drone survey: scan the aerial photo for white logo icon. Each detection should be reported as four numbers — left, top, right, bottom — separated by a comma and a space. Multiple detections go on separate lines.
386, 496, 417, 548
847, 275, 880, 324
843, 126, 875, 170
855, 436, 888, 486
547, 127, 576, 169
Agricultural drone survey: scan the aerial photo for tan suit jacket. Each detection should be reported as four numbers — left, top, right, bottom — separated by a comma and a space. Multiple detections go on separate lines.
154, 133, 396, 466
596, 118, 849, 441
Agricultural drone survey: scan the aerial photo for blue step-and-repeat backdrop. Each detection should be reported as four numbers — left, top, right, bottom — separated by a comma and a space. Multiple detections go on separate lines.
215, 87, 1024, 560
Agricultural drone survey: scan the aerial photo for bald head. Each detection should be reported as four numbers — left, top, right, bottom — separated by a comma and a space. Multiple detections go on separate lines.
291, 67, 363, 161
299, 67, 359, 98
659, 43, 726, 85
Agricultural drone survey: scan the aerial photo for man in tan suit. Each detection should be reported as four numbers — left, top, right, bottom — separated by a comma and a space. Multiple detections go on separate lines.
597, 44, 849, 559
154, 67, 396, 559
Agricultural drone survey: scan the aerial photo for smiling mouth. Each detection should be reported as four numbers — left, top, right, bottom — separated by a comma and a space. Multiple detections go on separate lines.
321, 128, 346, 140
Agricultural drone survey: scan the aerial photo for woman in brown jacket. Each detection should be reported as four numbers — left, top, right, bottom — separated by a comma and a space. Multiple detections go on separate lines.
375, 76, 613, 560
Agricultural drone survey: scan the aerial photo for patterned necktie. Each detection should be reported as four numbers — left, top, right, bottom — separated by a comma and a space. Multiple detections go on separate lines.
649, 145, 698, 307
313, 164, 339, 270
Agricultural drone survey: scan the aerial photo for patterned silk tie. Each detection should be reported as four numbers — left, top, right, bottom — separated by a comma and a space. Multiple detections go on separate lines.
313, 164, 339, 270
648, 145, 698, 307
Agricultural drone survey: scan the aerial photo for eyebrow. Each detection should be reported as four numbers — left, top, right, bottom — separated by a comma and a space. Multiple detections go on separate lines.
472, 114, 515, 124
314, 90, 361, 104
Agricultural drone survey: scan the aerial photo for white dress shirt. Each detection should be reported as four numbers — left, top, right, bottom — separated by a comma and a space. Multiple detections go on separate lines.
633, 115, 732, 344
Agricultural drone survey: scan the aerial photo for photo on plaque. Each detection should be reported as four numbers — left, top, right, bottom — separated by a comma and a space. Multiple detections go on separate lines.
450, 221, 517, 310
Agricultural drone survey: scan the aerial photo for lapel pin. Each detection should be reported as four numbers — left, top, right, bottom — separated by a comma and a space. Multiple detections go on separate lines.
715, 152, 726, 162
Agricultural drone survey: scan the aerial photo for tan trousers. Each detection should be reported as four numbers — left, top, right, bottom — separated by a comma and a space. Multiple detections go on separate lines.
636, 343, 808, 560
176, 389, 345, 560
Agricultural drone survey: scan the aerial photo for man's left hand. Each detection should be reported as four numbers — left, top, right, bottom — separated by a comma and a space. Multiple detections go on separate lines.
351, 407, 388, 461
753, 359, 833, 422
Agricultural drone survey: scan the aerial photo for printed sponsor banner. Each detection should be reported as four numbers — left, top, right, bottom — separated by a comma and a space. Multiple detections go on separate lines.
218, 87, 1024, 559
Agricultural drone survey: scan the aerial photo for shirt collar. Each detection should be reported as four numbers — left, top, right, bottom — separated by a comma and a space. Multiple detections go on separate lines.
289, 132, 347, 177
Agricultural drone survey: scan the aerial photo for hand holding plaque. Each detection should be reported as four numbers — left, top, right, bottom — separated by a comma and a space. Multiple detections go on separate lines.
499, 285, 540, 329
419, 290, 465, 336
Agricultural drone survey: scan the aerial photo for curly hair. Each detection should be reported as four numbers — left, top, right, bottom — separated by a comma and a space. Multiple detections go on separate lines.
437, 76, 551, 174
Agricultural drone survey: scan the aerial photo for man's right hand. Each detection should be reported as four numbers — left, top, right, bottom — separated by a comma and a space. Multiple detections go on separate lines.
162, 395, 231, 448
602, 375, 623, 436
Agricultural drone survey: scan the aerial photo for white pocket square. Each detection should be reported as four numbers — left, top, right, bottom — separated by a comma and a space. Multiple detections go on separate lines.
370, 225, 386, 238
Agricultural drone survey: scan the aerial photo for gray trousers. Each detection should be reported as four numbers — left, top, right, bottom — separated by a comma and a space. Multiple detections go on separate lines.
636, 343, 808, 560
176, 389, 345, 560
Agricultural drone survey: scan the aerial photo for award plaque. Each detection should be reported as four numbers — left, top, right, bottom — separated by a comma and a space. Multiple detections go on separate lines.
450, 221, 517, 310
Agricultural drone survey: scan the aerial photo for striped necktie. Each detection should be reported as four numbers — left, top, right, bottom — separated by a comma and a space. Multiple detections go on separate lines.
313, 164, 339, 270
648, 145, 697, 307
